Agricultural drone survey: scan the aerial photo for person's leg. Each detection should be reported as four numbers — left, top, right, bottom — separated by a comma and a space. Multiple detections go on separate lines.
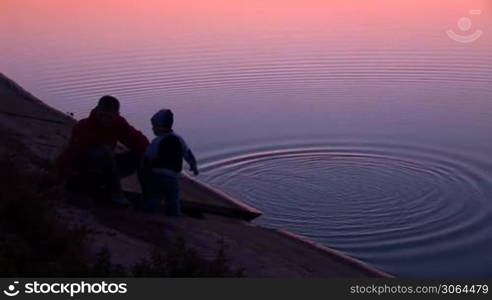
115, 151, 142, 178
85, 145, 128, 204
140, 172, 181, 216
141, 173, 162, 213
162, 176, 181, 216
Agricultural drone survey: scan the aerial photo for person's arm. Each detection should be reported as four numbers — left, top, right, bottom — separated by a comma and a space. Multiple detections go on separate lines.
184, 148, 199, 175
117, 116, 149, 153
180, 137, 199, 175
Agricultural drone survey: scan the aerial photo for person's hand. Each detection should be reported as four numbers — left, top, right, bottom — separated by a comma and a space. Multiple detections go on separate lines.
190, 167, 199, 176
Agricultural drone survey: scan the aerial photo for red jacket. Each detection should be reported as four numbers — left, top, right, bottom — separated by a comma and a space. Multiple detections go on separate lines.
57, 109, 149, 177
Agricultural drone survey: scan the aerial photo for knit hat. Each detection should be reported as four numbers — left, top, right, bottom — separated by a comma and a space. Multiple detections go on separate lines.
151, 109, 174, 129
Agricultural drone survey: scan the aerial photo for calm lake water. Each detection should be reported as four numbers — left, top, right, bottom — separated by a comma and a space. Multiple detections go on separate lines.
1, 0, 492, 276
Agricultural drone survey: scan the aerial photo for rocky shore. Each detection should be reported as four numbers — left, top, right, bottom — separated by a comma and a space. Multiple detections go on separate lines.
0, 73, 391, 277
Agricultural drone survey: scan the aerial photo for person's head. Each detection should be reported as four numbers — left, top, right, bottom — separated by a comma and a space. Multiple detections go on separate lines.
92, 95, 120, 125
151, 109, 174, 136
97, 95, 120, 114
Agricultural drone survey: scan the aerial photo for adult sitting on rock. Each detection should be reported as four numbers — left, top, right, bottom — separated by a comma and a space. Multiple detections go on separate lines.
57, 95, 149, 204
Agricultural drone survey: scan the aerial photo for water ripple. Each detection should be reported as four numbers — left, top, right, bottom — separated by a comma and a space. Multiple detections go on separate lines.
200, 141, 492, 276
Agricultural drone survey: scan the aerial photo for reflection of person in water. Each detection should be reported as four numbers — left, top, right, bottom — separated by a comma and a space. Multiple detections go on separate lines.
141, 109, 199, 216
57, 96, 149, 204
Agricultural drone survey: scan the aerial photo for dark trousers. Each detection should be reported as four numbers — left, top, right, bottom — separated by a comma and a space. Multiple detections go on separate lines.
141, 172, 180, 216
68, 145, 141, 201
